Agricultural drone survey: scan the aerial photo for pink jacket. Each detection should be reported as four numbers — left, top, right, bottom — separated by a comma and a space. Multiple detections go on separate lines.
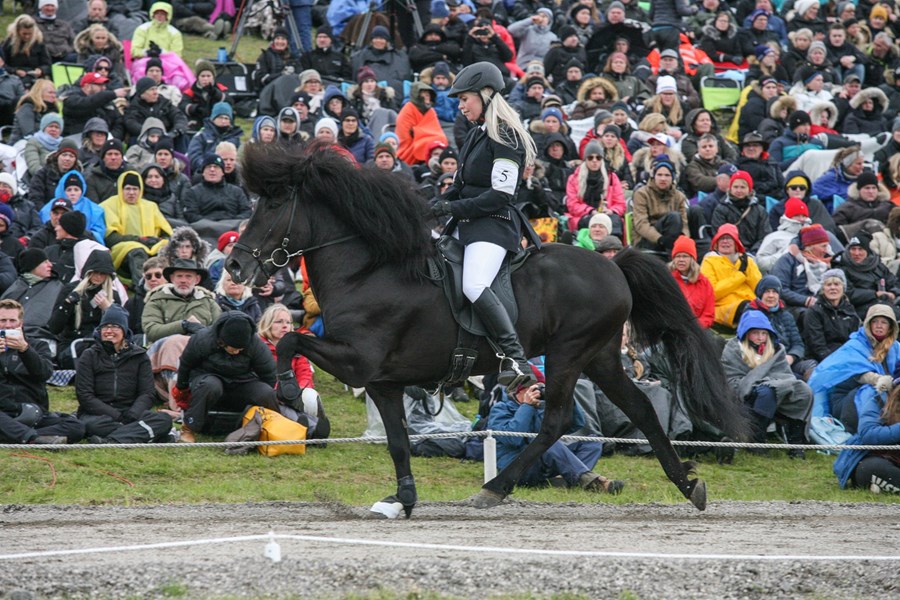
564, 165, 625, 231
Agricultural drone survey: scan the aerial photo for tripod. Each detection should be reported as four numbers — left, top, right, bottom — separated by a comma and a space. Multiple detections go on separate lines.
230, 0, 304, 60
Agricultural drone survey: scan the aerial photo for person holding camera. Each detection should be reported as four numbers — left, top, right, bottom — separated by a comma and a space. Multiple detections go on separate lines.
487, 364, 624, 494
461, 20, 513, 79
0, 299, 84, 445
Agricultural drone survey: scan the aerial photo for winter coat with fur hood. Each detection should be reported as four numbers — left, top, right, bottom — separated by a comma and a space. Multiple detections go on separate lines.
843, 88, 891, 135
833, 182, 894, 227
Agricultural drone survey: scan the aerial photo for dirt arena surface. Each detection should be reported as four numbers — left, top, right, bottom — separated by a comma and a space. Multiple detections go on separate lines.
1, 500, 897, 599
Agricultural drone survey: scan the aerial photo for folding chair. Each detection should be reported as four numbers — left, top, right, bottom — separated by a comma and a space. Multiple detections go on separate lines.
700, 76, 742, 113
51, 63, 85, 88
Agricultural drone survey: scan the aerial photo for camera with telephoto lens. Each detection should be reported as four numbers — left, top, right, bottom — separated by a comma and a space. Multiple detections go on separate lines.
473, 28, 490, 36
535, 383, 546, 408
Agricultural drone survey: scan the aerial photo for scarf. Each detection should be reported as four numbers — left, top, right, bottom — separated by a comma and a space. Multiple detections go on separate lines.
801, 250, 831, 294
361, 90, 380, 121
34, 131, 62, 152
21, 273, 43, 285
584, 170, 606, 208
220, 295, 246, 308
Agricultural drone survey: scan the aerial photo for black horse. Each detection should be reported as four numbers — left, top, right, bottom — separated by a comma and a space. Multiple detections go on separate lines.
228, 143, 747, 516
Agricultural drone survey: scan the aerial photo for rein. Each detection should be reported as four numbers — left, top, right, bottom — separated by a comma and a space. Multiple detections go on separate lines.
233, 187, 357, 275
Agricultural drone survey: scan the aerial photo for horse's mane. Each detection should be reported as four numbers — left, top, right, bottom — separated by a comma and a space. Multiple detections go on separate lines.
242, 142, 435, 281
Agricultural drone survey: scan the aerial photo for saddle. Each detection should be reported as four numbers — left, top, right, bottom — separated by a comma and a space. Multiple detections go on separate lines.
427, 234, 535, 385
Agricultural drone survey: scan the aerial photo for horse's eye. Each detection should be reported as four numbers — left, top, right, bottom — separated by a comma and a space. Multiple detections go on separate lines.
264, 196, 284, 209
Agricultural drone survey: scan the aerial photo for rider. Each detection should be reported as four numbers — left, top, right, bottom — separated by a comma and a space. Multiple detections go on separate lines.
431, 62, 538, 393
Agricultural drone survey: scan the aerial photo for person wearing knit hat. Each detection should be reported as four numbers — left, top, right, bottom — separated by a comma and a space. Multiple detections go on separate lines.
541, 107, 564, 125
75, 301, 177, 444
669, 235, 715, 328
592, 109, 613, 131
134, 77, 158, 98
575, 211, 613, 252
769, 111, 826, 171
175, 311, 280, 442
374, 141, 396, 159
870, 4, 890, 22
710, 169, 771, 254
803, 266, 861, 364
217, 231, 239, 253
379, 131, 400, 151
631, 153, 689, 253
356, 65, 377, 84
370, 25, 391, 42
210, 101, 233, 123
833, 170, 892, 229
784, 197, 810, 221
0, 203, 16, 234
58, 210, 86, 239
24, 112, 64, 176
16, 247, 50, 275
595, 235, 624, 258
799, 224, 830, 248
0, 173, 18, 203
655, 75, 677, 95
314, 117, 339, 143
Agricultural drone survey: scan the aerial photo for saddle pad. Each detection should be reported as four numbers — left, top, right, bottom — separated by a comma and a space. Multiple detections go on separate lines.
433, 235, 522, 338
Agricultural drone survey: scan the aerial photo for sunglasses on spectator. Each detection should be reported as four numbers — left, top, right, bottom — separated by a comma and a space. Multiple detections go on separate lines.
144, 271, 164, 280
788, 185, 808, 191
96, 66, 110, 72
586, 155, 602, 161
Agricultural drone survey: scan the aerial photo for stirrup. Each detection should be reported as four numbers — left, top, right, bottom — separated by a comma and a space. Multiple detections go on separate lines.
497, 356, 537, 393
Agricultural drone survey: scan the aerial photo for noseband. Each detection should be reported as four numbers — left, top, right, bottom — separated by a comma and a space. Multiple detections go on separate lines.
233, 187, 357, 276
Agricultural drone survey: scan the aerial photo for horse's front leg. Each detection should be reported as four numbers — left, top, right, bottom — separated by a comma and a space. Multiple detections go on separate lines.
274, 332, 383, 395
366, 383, 417, 519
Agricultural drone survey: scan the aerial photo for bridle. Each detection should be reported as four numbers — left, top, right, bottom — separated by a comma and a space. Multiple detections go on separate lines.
232, 187, 357, 277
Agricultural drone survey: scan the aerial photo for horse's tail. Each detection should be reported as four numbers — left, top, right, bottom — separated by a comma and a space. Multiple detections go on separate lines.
613, 248, 749, 440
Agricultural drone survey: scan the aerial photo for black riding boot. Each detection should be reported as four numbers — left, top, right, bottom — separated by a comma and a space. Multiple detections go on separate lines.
779, 419, 807, 459
472, 289, 536, 393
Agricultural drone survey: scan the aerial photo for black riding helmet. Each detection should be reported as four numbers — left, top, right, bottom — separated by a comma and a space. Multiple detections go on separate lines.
448, 62, 505, 98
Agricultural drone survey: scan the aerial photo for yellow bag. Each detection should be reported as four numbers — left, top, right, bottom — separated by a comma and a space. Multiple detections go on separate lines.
242, 406, 307, 457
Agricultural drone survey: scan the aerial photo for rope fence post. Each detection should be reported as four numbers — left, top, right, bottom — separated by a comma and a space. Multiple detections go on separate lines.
483, 430, 497, 483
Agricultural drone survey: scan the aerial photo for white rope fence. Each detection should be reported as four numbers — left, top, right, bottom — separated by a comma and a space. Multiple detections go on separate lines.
2, 531, 899, 564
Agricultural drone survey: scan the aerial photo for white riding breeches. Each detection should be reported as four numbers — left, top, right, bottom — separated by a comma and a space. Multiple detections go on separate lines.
461, 241, 507, 303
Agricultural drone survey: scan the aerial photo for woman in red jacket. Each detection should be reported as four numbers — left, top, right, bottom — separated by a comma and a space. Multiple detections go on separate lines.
257, 303, 329, 439
669, 236, 715, 328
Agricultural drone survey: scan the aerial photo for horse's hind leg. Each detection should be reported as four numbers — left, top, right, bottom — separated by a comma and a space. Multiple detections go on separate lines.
584, 351, 707, 511
367, 383, 418, 519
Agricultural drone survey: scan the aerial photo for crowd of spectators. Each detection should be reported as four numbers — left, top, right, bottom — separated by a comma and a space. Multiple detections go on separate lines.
0, 0, 896, 493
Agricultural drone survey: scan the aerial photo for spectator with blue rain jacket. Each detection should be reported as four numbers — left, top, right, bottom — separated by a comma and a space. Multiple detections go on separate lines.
833, 384, 900, 494
40, 170, 106, 244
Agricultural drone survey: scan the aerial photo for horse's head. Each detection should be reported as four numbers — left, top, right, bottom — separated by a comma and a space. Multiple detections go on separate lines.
226, 143, 318, 286
228, 141, 436, 285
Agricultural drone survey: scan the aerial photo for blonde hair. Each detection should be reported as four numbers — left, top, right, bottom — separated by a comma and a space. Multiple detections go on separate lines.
667, 257, 700, 283
72, 273, 116, 330
6, 15, 42, 56
258, 303, 293, 341
643, 94, 683, 128
740, 331, 775, 367
478, 88, 537, 166
15, 79, 57, 113
603, 137, 626, 171
638, 113, 668, 134
884, 386, 900, 425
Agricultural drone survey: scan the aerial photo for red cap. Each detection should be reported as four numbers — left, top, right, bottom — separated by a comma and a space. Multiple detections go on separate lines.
81, 72, 110, 86
784, 197, 809, 219
217, 231, 239, 252
800, 224, 829, 247
729, 170, 754, 192
671, 235, 697, 261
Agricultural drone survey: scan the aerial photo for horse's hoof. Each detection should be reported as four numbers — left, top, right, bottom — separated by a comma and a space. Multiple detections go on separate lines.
469, 489, 505, 509
688, 478, 707, 511
369, 500, 404, 519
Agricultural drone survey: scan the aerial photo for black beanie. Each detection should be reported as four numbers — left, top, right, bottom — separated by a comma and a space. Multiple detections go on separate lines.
856, 170, 879, 189
146, 57, 164, 73
219, 316, 254, 349
99, 304, 130, 334
788, 110, 811, 129
63, 173, 83, 190
122, 172, 142, 189
17, 248, 48, 274
102, 138, 124, 158
59, 210, 86, 237
155, 136, 174, 153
